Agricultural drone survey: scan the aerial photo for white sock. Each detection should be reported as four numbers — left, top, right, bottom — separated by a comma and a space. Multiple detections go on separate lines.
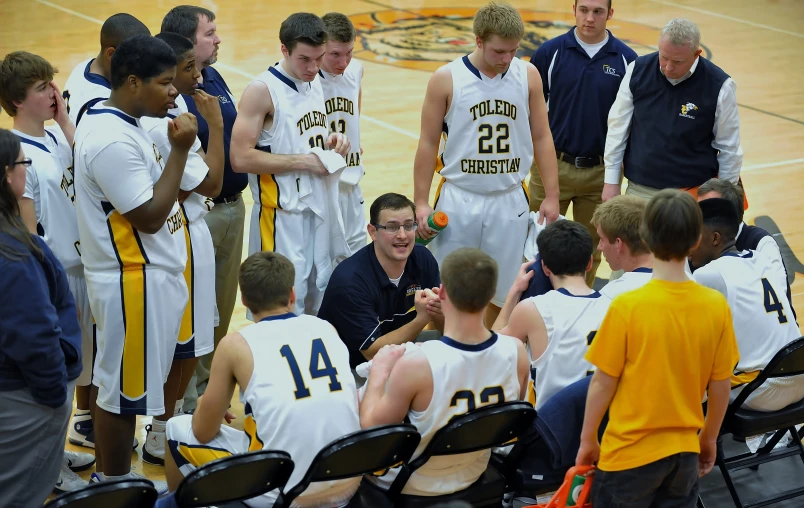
174, 399, 184, 417
94, 472, 106, 480
150, 419, 167, 433
105, 473, 130, 481
73, 409, 90, 417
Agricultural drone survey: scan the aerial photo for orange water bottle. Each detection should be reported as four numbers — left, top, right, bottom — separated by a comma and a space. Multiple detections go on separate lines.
416, 211, 448, 246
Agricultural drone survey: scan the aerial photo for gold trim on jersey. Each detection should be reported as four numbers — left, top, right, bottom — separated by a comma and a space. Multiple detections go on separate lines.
258, 174, 281, 209
433, 177, 446, 209
258, 174, 280, 252
178, 205, 194, 345
178, 443, 233, 467
521, 181, 530, 204
732, 370, 760, 388
107, 210, 149, 269
244, 403, 264, 452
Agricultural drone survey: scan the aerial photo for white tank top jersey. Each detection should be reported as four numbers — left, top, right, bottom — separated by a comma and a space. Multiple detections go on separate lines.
238, 313, 360, 500
600, 267, 653, 300
693, 251, 801, 375
63, 58, 112, 126
74, 104, 186, 273
248, 61, 330, 213
528, 289, 612, 409
440, 56, 534, 193
319, 59, 363, 186
15, 127, 82, 270
141, 95, 212, 224
372, 333, 521, 496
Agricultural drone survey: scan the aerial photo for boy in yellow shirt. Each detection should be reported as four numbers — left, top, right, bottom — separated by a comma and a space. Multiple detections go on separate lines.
576, 189, 739, 507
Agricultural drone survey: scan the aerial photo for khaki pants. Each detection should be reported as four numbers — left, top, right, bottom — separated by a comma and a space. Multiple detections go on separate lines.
529, 158, 603, 287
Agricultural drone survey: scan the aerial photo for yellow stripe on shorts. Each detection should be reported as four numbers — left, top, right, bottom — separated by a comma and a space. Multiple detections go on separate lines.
244, 403, 264, 452
179, 443, 232, 467
257, 174, 279, 252
178, 205, 193, 345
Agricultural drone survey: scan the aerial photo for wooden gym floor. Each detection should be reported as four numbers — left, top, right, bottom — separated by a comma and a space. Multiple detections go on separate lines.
2, 0, 803, 496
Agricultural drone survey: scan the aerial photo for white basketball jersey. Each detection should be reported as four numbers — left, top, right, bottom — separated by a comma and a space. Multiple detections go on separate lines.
248, 62, 329, 213
319, 60, 363, 185
600, 267, 653, 300
15, 127, 81, 270
371, 334, 521, 496
238, 314, 360, 501
529, 289, 612, 409
63, 58, 112, 126
693, 251, 800, 375
74, 104, 186, 273
141, 95, 212, 223
440, 56, 533, 192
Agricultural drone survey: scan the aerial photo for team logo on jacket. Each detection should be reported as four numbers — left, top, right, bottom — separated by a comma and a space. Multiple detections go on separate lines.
680, 102, 699, 119
349, 8, 711, 72
603, 64, 619, 77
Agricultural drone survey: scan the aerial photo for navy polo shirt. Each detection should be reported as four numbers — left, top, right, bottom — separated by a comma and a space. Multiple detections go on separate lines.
530, 29, 637, 158
318, 243, 441, 368
183, 66, 246, 200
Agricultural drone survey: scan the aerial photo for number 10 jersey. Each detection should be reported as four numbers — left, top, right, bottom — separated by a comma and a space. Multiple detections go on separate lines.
440, 55, 533, 193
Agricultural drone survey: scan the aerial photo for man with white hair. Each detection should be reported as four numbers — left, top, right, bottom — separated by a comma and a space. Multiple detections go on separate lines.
601, 18, 743, 202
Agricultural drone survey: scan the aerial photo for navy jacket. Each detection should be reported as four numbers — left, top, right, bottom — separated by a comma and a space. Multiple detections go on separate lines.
531, 29, 637, 157
0, 232, 82, 407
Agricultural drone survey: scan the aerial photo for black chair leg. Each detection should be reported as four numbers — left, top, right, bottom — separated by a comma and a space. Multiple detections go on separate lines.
788, 425, 804, 468
716, 436, 745, 508
697, 495, 706, 508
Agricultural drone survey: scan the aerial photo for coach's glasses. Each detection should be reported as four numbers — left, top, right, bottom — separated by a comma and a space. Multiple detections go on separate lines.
372, 221, 418, 234
13, 158, 33, 167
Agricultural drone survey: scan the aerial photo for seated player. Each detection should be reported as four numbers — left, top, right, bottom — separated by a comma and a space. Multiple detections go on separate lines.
140, 31, 225, 466
690, 198, 802, 411
591, 195, 654, 299
697, 177, 796, 321
165, 251, 361, 506
359, 248, 530, 496
494, 221, 611, 409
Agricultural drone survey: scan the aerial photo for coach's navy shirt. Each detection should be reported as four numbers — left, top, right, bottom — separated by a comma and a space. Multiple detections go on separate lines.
318, 243, 441, 368
530, 29, 637, 158
182, 66, 247, 200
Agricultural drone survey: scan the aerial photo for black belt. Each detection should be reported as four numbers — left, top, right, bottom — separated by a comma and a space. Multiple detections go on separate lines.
212, 192, 241, 205
557, 150, 603, 169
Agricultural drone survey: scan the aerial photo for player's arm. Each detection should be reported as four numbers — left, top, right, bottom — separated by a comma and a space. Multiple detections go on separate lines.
363, 290, 435, 360
413, 68, 451, 238
526, 65, 560, 224
498, 300, 548, 359
104, 115, 197, 234
493, 261, 535, 332
230, 81, 326, 176
514, 339, 531, 401
19, 198, 37, 234
602, 61, 635, 202
192, 332, 246, 443
360, 346, 430, 428
189, 90, 225, 197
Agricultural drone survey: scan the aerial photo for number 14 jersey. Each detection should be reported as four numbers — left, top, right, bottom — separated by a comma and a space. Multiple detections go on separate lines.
238, 313, 359, 498
440, 55, 533, 192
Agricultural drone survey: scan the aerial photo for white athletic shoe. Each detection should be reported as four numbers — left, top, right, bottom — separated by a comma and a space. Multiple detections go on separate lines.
68, 412, 139, 450
129, 471, 169, 496
63, 450, 96, 472
142, 424, 166, 466
54, 463, 87, 493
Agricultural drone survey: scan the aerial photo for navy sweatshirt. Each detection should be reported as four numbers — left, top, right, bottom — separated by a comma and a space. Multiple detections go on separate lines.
0, 232, 82, 407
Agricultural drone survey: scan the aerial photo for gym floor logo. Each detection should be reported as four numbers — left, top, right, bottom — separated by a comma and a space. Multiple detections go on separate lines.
349, 8, 711, 72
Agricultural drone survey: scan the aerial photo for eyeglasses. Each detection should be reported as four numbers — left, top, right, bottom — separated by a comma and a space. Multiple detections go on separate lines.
13, 158, 32, 167
372, 221, 418, 234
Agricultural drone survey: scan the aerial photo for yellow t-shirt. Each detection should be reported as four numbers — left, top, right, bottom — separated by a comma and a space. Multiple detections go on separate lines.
586, 279, 739, 472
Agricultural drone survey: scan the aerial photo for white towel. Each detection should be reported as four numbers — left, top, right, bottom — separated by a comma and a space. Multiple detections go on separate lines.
298, 148, 351, 291
523, 211, 567, 261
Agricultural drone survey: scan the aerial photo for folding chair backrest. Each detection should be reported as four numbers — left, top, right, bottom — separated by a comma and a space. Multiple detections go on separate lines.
279, 424, 420, 506
175, 450, 294, 507
44, 479, 157, 508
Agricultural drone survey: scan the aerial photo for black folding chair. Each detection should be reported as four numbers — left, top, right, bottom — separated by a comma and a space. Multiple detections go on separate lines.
45, 478, 157, 508
716, 336, 804, 508
273, 424, 420, 508
172, 450, 294, 507
375, 401, 537, 507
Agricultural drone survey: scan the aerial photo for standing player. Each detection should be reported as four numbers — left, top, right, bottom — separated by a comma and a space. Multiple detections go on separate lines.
360, 248, 530, 496
73, 35, 196, 489
231, 12, 350, 315
413, 1, 560, 327
320, 12, 367, 254
63, 13, 150, 125
165, 252, 361, 506
690, 198, 802, 411
140, 32, 225, 466
0, 51, 96, 492
493, 221, 611, 409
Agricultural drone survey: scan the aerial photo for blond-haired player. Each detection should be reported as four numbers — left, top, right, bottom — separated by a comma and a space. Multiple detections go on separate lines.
413, 1, 560, 327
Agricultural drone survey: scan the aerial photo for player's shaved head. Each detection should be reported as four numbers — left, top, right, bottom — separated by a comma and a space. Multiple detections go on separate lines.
100, 13, 150, 50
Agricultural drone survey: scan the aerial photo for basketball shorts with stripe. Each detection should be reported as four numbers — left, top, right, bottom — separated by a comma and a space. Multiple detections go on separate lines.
66, 266, 95, 387
429, 182, 530, 307
248, 206, 320, 316
174, 217, 216, 360
86, 268, 187, 415
338, 182, 367, 255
